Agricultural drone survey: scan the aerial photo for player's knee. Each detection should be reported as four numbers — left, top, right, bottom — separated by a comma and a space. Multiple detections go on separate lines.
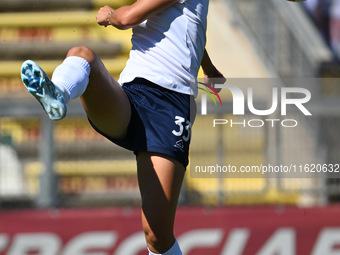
144, 227, 158, 247
67, 46, 95, 64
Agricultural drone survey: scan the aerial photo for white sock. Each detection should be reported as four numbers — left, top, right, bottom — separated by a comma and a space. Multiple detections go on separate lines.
51, 56, 91, 104
148, 239, 182, 255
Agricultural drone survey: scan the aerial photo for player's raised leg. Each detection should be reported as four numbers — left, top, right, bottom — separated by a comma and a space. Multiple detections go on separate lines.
21, 46, 131, 140
70, 46, 132, 139
137, 152, 184, 255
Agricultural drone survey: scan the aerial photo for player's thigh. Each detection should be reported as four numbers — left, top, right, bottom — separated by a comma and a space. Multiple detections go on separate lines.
137, 152, 185, 250
71, 47, 131, 139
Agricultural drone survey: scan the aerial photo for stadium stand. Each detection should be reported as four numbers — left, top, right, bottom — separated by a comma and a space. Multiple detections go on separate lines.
0, 0, 136, 207
222, 0, 340, 206
1, 0, 338, 208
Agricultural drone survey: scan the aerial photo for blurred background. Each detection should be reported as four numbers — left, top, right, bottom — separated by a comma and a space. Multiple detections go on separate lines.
1, 0, 340, 254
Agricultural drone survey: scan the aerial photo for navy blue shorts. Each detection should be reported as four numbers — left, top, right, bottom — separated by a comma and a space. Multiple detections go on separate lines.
89, 78, 195, 167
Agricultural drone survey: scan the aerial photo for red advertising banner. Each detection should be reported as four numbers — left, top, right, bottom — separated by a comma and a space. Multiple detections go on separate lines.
0, 206, 340, 255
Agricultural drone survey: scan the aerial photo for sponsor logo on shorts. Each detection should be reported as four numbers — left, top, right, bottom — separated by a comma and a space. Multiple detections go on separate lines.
174, 139, 184, 152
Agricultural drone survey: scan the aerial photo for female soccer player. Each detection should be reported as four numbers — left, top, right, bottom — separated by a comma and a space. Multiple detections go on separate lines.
21, 0, 224, 254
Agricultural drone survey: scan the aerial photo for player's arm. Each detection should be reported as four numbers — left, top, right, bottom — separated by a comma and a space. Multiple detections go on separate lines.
201, 49, 225, 92
201, 49, 223, 77
96, 0, 179, 30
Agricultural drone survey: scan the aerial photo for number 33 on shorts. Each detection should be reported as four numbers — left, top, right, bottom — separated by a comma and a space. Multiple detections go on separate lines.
172, 116, 192, 142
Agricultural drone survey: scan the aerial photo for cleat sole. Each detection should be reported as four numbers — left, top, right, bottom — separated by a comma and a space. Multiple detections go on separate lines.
21, 60, 67, 120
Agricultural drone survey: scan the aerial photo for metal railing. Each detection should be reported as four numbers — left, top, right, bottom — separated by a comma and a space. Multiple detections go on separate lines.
225, 0, 332, 78
222, 0, 340, 204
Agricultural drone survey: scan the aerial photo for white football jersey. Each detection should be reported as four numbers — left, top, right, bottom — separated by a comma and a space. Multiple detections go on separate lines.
118, 0, 209, 97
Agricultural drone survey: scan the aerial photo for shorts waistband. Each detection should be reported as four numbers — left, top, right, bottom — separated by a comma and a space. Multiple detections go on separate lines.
124, 78, 159, 88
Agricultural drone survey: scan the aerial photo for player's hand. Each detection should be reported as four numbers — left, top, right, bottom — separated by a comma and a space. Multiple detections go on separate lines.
96, 5, 115, 27
204, 69, 226, 93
